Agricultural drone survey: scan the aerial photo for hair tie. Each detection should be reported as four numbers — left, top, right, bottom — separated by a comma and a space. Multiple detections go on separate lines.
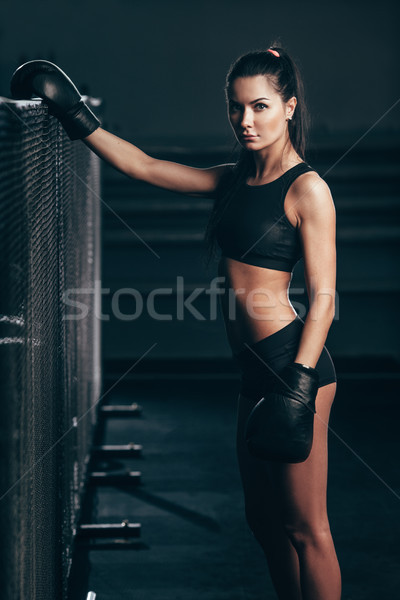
267, 49, 280, 57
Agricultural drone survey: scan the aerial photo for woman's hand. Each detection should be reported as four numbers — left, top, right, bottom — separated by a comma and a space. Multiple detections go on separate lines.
244, 362, 319, 463
10, 59, 101, 140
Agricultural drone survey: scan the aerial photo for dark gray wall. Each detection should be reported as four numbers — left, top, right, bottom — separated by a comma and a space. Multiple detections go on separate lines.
1, 0, 399, 145
1, 0, 399, 364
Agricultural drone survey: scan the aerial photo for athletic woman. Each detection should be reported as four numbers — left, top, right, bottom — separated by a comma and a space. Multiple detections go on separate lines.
11, 44, 342, 599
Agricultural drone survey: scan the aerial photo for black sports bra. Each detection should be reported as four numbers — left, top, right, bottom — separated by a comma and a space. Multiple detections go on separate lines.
215, 162, 317, 273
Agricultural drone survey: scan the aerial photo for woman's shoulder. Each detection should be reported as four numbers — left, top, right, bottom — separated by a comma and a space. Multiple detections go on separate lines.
291, 165, 331, 195
291, 169, 335, 219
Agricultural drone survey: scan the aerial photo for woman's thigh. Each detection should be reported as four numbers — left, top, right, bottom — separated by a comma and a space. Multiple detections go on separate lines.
266, 382, 337, 535
234, 316, 338, 530
236, 381, 337, 528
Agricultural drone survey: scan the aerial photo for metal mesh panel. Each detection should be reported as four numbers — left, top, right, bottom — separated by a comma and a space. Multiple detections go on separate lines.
0, 97, 102, 600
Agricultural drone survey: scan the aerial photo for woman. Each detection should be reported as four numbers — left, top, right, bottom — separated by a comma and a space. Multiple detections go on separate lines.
205, 49, 341, 600
11, 44, 341, 599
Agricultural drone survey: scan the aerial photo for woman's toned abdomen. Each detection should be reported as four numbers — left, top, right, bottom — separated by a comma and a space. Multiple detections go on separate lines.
217, 257, 298, 354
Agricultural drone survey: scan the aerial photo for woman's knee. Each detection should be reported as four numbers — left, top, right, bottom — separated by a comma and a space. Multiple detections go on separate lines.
283, 518, 332, 552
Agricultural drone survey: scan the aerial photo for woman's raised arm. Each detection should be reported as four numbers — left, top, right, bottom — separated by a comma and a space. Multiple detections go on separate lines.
10, 59, 231, 197
83, 127, 232, 196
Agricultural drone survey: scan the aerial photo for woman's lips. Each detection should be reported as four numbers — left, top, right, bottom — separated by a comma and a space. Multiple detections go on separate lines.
241, 134, 258, 140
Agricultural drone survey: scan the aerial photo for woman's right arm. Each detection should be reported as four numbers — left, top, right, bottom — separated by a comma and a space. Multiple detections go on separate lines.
9, 61, 230, 196
83, 127, 232, 197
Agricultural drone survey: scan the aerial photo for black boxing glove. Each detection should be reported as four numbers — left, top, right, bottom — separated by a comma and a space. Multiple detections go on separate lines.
245, 362, 319, 463
10, 59, 100, 140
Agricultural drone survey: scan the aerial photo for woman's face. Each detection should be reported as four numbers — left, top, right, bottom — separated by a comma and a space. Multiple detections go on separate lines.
227, 75, 294, 151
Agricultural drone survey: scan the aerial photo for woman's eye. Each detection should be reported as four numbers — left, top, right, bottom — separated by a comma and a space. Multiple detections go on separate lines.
228, 102, 267, 112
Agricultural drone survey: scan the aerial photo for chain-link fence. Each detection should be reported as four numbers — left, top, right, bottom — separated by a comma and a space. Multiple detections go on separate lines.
0, 97, 102, 600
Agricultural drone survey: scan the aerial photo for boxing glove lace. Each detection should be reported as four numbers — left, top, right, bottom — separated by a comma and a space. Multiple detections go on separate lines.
10, 59, 100, 140
245, 362, 319, 463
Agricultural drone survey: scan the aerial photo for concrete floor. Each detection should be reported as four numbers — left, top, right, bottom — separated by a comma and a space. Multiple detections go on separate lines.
69, 364, 400, 600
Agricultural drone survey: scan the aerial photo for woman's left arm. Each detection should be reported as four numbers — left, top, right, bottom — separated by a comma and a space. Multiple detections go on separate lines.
292, 173, 337, 368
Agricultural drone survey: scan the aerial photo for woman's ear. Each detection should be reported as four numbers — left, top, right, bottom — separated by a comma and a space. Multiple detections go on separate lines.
286, 96, 297, 120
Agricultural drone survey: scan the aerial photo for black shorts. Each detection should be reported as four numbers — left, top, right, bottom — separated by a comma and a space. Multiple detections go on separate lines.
233, 315, 337, 401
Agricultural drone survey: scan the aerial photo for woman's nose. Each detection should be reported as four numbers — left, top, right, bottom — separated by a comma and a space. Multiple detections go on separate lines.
240, 108, 253, 128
